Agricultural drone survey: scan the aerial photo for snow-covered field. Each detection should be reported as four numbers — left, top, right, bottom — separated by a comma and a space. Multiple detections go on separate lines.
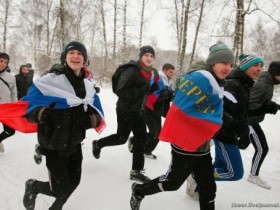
1, 86, 280, 210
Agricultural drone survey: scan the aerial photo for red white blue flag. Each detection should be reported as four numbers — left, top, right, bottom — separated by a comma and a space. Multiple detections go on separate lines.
159, 70, 224, 152
0, 73, 105, 133
145, 71, 173, 111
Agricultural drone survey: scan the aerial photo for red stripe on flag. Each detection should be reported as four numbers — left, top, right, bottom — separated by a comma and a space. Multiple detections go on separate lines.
0, 101, 37, 133
159, 105, 221, 152
145, 94, 158, 111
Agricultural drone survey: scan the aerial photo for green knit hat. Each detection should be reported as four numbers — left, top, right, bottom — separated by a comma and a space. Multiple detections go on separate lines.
206, 42, 234, 66
239, 54, 264, 71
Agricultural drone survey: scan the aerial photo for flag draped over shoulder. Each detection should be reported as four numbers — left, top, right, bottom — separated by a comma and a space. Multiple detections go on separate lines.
145, 71, 172, 111
0, 73, 105, 134
159, 70, 224, 152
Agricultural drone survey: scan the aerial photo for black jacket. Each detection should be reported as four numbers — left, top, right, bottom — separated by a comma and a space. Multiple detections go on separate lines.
15, 71, 33, 99
116, 60, 150, 112
214, 69, 254, 144
27, 65, 97, 154
247, 71, 278, 125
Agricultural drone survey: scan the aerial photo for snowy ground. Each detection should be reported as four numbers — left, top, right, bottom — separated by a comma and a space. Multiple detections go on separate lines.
1, 86, 280, 210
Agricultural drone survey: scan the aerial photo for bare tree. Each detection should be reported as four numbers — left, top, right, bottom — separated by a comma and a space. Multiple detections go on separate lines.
139, 0, 146, 48
177, 0, 191, 75
188, 0, 205, 69
59, 0, 66, 48
100, 0, 108, 59
122, 0, 128, 63
113, 0, 117, 60
0, 0, 11, 52
233, 0, 245, 64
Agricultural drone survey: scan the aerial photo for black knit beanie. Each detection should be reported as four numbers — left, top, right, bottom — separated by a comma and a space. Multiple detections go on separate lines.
139, 45, 155, 59
60, 41, 87, 64
268, 61, 280, 76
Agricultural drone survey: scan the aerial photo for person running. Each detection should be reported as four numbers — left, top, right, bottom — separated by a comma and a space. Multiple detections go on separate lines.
22, 41, 104, 210
128, 63, 175, 159
130, 42, 234, 210
92, 45, 158, 183
238, 61, 280, 190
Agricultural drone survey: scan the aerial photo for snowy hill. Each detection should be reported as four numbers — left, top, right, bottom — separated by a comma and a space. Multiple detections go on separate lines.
1, 86, 279, 210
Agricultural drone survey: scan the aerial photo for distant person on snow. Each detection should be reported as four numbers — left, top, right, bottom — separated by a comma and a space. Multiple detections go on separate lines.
15, 64, 34, 99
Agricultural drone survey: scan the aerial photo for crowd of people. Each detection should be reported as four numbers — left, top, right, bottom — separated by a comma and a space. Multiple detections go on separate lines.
0, 40, 280, 210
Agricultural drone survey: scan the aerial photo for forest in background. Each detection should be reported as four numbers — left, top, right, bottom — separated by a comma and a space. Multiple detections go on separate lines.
0, 0, 280, 85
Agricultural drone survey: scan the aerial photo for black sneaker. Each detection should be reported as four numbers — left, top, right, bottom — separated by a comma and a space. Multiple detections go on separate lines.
34, 144, 42, 165
23, 179, 37, 210
130, 183, 144, 210
130, 170, 151, 183
144, 152, 157, 159
92, 140, 101, 159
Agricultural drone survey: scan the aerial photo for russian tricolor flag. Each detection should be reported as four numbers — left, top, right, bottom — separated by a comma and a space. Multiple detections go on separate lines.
159, 70, 224, 152
0, 73, 105, 134
145, 71, 173, 111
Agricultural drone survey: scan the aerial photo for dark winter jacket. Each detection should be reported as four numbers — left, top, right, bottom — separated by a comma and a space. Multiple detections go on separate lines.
214, 69, 254, 144
115, 60, 150, 112
15, 69, 33, 99
27, 65, 99, 154
247, 71, 279, 125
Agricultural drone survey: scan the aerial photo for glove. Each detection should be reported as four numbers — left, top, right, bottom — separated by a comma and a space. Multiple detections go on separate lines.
94, 86, 100, 94
264, 101, 279, 114
38, 107, 52, 123
167, 89, 174, 100
37, 102, 55, 123
149, 82, 159, 93
88, 114, 102, 128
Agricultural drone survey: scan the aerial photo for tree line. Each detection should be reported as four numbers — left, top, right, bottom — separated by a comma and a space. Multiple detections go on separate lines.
0, 0, 280, 85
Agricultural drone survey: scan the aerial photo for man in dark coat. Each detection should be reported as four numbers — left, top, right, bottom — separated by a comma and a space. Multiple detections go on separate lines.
92, 45, 159, 183
128, 63, 175, 159
15, 64, 33, 99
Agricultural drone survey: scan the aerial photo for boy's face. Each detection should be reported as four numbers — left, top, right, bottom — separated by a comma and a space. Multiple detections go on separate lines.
141, 53, 154, 66
212, 62, 233, 79
0, 58, 9, 72
164, 68, 175, 79
22, 67, 30, 74
244, 63, 262, 81
66, 50, 84, 72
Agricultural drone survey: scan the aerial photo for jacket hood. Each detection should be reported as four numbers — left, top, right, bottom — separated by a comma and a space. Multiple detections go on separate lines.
258, 71, 278, 85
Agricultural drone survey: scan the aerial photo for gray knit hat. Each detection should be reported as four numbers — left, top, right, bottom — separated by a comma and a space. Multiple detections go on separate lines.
206, 42, 234, 66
